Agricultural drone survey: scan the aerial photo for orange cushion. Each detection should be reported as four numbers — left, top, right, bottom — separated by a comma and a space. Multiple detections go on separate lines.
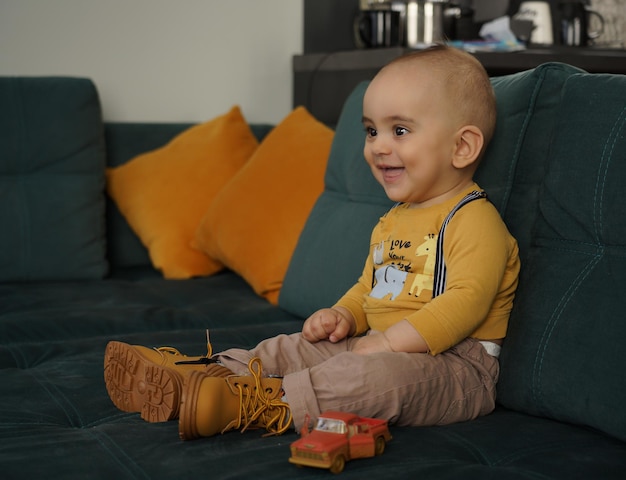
106, 106, 258, 279
194, 107, 333, 304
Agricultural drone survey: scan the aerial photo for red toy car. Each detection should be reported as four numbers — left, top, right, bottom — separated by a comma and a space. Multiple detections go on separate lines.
289, 411, 392, 474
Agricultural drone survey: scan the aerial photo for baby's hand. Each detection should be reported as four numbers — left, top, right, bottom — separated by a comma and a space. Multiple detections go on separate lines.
302, 307, 354, 344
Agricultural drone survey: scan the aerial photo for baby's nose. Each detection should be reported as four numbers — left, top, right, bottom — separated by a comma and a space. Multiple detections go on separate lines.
370, 136, 392, 156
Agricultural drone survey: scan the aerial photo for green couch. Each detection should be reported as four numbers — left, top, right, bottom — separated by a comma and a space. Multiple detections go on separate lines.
1, 63, 625, 479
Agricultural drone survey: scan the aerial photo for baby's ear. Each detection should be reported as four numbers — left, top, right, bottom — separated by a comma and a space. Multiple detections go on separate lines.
452, 126, 484, 169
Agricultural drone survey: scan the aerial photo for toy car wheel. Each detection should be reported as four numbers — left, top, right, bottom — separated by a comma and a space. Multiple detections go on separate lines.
375, 436, 386, 455
330, 454, 346, 474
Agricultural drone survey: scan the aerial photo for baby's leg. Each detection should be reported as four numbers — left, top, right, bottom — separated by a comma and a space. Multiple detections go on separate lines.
208, 333, 360, 433
282, 338, 499, 430
215, 332, 358, 377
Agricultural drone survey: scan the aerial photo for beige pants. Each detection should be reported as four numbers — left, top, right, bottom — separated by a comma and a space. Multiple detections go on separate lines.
217, 333, 499, 431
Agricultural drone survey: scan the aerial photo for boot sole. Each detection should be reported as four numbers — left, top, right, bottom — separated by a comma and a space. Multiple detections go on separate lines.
178, 370, 204, 440
104, 341, 182, 422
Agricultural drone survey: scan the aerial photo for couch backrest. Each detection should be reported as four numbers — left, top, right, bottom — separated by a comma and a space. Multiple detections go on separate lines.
279, 63, 626, 441
497, 70, 626, 442
476, 63, 586, 259
0, 76, 108, 282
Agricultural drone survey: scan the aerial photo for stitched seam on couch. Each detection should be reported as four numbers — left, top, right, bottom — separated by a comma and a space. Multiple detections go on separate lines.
88, 428, 151, 479
593, 105, 626, 243
531, 250, 603, 405
530, 101, 626, 403
499, 66, 547, 217
491, 437, 604, 467
533, 238, 623, 255
27, 368, 86, 428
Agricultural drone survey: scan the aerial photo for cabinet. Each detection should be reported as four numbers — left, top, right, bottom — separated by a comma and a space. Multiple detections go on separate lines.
294, 47, 626, 126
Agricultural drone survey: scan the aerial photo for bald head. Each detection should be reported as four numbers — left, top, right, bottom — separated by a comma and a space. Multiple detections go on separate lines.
379, 46, 497, 151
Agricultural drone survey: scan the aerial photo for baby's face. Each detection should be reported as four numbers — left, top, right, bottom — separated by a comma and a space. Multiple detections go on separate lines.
362, 65, 462, 207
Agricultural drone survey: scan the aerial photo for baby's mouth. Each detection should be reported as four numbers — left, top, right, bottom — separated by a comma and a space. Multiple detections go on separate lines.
380, 166, 404, 182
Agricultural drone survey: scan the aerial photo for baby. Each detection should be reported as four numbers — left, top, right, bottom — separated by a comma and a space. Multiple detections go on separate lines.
104, 45, 520, 439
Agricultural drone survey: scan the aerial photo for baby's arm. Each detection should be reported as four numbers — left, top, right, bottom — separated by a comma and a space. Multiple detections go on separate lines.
352, 320, 429, 355
302, 306, 356, 344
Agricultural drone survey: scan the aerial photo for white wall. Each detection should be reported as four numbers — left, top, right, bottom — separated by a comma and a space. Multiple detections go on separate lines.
0, 0, 303, 124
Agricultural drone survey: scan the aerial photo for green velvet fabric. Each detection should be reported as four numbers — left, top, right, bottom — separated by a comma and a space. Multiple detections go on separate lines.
0, 77, 107, 281
476, 63, 585, 260
1, 309, 624, 479
497, 72, 626, 441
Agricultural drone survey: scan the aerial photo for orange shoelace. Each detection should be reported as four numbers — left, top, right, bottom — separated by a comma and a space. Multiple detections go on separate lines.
223, 357, 291, 436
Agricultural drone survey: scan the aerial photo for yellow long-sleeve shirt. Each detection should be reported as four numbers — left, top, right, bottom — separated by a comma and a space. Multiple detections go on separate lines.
334, 184, 520, 355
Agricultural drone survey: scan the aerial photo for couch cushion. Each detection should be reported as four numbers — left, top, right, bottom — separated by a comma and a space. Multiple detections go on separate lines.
194, 107, 333, 305
0, 76, 108, 281
0, 271, 302, 345
106, 106, 259, 279
477, 63, 584, 261
1, 336, 625, 479
498, 71, 626, 442
279, 83, 393, 317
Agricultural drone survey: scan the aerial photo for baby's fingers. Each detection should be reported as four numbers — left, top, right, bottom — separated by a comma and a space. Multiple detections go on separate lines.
302, 313, 332, 342
319, 313, 340, 336
328, 317, 351, 343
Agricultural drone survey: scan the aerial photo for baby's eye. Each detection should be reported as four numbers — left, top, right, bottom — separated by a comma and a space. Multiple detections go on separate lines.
394, 126, 409, 136
365, 126, 377, 138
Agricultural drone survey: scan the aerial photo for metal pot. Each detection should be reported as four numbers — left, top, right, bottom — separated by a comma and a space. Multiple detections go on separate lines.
404, 0, 448, 47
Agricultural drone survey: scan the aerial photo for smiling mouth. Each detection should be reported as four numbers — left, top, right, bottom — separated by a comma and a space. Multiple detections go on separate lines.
380, 166, 404, 181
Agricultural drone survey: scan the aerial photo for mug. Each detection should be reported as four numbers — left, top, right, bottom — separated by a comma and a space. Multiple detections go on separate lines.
557, 1, 605, 46
354, 9, 403, 48
514, 1, 553, 45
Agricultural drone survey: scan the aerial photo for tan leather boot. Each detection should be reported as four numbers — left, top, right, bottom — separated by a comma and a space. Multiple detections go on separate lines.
104, 331, 232, 423
179, 357, 292, 440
